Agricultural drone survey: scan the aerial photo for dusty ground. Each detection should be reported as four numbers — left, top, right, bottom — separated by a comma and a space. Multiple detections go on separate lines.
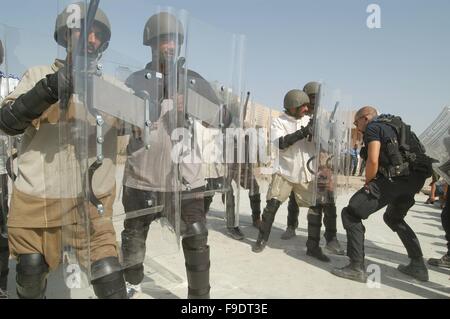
4, 176, 450, 299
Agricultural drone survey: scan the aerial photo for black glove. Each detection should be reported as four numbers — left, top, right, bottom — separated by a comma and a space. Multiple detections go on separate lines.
304, 117, 314, 139
0, 76, 60, 135
45, 67, 73, 100
278, 121, 313, 150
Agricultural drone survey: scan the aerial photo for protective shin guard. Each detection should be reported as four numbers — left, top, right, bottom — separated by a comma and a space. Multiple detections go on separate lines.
16, 254, 48, 299
183, 244, 210, 299
183, 223, 210, 299
0, 245, 8, 291
260, 199, 281, 241
121, 215, 152, 273
306, 207, 322, 250
249, 194, 261, 219
323, 204, 338, 242
91, 257, 127, 299
287, 192, 299, 228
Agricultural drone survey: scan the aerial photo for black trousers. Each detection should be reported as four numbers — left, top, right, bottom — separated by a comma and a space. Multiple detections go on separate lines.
287, 191, 300, 228
121, 186, 206, 284
0, 173, 9, 291
442, 194, 450, 256
341, 172, 427, 263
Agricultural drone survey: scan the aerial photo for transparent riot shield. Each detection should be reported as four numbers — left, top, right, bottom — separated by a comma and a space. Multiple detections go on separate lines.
310, 84, 343, 206
335, 93, 353, 195
0, 24, 55, 252
0, 25, 9, 248
420, 106, 450, 184
57, 1, 186, 288
240, 97, 271, 224
0, 24, 23, 214
181, 16, 246, 232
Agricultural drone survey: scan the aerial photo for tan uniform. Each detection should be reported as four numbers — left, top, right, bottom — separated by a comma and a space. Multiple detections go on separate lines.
267, 113, 315, 207
1, 60, 119, 269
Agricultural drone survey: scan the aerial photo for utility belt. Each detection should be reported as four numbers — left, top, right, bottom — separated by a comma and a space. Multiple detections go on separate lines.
378, 162, 410, 179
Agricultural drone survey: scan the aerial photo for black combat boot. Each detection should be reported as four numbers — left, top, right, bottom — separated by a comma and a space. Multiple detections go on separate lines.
398, 257, 429, 282
252, 199, 281, 253
325, 237, 345, 255
227, 227, 245, 240
249, 194, 261, 228
428, 254, 450, 269
331, 261, 367, 283
281, 226, 296, 240
306, 246, 330, 262
306, 207, 330, 262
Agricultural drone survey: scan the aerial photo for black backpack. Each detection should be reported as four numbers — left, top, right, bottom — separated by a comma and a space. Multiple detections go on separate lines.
375, 114, 433, 177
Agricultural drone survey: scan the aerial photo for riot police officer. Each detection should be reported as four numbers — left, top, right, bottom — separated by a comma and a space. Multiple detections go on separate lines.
281, 82, 345, 259
252, 89, 317, 254
331, 106, 432, 282
0, 3, 127, 298
120, 12, 215, 299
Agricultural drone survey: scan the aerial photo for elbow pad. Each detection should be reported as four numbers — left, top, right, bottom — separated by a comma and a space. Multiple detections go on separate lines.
0, 78, 58, 135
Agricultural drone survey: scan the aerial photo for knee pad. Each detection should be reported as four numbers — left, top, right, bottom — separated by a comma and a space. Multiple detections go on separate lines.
263, 199, 281, 220
91, 257, 127, 299
341, 206, 361, 230
323, 204, 337, 218
183, 222, 208, 250
307, 207, 322, 225
260, 199, 281, 233
16, 254, 48, 299
122, 215, 152, 259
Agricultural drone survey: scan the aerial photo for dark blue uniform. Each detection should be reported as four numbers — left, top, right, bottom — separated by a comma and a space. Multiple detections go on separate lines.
341, 119, 428, 265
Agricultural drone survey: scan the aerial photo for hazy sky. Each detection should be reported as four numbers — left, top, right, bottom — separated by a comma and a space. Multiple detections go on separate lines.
1, 0, 449, 134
